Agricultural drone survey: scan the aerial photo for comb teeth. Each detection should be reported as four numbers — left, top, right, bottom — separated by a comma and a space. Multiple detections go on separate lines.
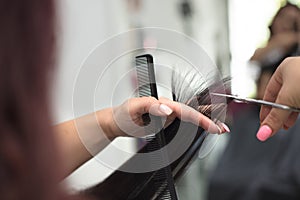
136, 57, 151, 97
135, 54, 178, 200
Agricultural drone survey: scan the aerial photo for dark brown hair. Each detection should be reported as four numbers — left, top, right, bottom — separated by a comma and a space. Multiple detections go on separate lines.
0, 0, 74, 199
269, 2, 300, 36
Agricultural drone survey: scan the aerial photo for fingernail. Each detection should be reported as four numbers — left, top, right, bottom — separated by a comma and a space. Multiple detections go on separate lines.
159, 104, 173, 115
216, 125, 222, 134
208, 122, 222, 134
220, 122, 230, 133
256, 125, 272, 141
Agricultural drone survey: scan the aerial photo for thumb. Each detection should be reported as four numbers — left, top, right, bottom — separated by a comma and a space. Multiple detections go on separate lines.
257, 108, 291, 141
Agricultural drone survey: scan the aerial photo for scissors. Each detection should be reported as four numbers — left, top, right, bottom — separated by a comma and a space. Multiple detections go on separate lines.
211, 93, 300, 113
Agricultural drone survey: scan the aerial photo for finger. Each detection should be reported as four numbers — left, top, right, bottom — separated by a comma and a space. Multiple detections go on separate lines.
257, 108, 291, 141
150, 103, 173, 116
216, 120, 231, 134
260, 65, 283, 121
129, 96, 165, 117
259, 106, 271, 124
127, 97, 173, 131
160, 97, 230, 133
112, 106, 147, 137
159, 98, 223, 134
283, 112, 299, 129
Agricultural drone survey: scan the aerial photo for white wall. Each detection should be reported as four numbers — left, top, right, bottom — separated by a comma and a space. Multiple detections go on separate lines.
54, 0, 132, 190
229, 0, 282, 97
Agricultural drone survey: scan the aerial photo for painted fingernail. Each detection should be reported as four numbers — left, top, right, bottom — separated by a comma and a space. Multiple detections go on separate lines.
216, 125, 222, 134
220, 122, 230, 133
159, 104, 173, 115
208, 122, 222, 134
256, 125, 272, 142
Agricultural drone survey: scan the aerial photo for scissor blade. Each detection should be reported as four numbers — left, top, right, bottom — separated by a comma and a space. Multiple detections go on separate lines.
210, 93, 244, 101
210, 93, 300, 112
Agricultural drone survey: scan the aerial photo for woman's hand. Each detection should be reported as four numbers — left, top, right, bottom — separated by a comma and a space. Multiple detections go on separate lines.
257, 57, 300, 141
105, 96, 227, 139
55, 96, 229, 176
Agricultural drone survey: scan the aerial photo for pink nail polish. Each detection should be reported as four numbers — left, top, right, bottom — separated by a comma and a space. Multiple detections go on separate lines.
216, 125, 222, 134
256, 125, 272, 141
221, 123, 230, 133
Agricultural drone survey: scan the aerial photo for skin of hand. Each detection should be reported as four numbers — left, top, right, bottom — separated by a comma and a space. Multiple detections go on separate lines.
108, 96, 225, 138
257, 57, 300, 141
55, 96, 227, 176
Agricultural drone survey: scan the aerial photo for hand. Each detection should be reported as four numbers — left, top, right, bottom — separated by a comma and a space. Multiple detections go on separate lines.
55, 96, 229, 174
107, 96, 227, 138
257, 57, 300, 141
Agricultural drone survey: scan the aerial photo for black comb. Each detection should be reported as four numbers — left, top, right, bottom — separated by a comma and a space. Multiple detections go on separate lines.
135, 54, 178, 200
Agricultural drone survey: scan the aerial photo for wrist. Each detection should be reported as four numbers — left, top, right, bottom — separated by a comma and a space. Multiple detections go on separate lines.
96, 108, 118, 140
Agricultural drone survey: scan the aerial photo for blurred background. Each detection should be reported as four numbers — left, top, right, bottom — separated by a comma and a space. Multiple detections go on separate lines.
52, 0, 300, 199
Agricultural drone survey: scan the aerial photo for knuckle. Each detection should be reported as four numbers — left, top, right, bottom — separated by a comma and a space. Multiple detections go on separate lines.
266, 111, 284, 129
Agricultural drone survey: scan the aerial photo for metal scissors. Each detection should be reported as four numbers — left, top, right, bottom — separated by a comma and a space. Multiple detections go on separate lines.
211, 93, 300, 113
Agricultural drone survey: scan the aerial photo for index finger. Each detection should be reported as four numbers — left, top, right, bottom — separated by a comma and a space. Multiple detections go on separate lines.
260, 66, 283, 122
159, 98, 222, 134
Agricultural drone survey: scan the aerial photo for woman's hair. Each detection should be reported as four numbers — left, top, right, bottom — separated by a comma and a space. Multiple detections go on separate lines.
268, 2, 300, 36
0, 0, 75, 199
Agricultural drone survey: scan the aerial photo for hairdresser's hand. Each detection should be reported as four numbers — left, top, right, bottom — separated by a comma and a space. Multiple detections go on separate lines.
107, 97, 226, 138
257, 57, 300, 141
